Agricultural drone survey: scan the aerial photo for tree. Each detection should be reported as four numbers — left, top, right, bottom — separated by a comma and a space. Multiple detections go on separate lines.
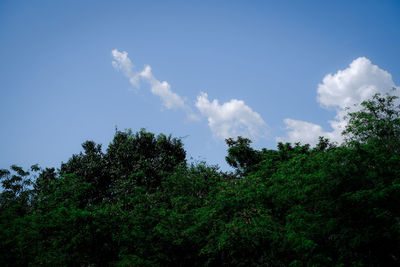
2, 94, 400, 266
225, 136, 262, 176
343, 92, 400, 149
0, 165, 39, 266
106, 128, 186, 193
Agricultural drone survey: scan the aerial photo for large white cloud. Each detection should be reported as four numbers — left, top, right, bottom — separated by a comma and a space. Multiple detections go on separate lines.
280, 57, 398, 146
317, 57, 396, 109
111, 49, 196, 117
196, 92, 267, 140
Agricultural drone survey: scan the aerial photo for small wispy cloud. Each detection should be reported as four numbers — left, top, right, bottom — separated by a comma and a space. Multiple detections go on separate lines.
139, 65, 187, 110
111, 49, 198, 119
279, 57, 399, 146
111, 49, 140, 87
196, 92, 267, 140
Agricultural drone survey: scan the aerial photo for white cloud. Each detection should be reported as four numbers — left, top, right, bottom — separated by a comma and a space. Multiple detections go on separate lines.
280, 57, 398, 146
196, 92, 267, 140
278, 117, 345, 146
138, 65, 186, 110
111, 49, 197, 118
111, 49, 141, 87
111, 50, 132, 75
317, 57, 396, 109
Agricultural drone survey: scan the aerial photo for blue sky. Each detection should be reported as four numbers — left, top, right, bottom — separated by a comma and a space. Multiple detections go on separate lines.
1, 0, 399, 171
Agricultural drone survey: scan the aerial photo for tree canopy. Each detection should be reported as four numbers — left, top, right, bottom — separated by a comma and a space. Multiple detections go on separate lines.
1, 93, 400, 266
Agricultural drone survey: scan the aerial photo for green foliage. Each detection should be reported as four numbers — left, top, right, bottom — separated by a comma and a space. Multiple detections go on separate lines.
344, 92, 400, 147
225, 136, 262, 176
0, 165, 39, 266
106, 128, 186, 192
1, 94, 400, 266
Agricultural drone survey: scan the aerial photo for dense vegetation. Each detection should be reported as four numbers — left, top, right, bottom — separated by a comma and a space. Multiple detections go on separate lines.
1, 93, 400, 266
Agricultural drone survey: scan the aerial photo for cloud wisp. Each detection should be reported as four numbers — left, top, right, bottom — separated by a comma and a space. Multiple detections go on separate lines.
279, 57, 398, 146
111, 49, 196, 118
196, 92, 267, 140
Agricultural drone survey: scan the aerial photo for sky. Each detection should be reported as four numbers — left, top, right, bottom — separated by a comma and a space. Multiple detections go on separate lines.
1, 0, 400, 171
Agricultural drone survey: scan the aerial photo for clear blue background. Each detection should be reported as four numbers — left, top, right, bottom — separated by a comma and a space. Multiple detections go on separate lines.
1, 0, 399, 170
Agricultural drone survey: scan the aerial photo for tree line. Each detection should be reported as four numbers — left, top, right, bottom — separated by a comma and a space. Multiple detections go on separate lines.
1, 93, 400, 266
